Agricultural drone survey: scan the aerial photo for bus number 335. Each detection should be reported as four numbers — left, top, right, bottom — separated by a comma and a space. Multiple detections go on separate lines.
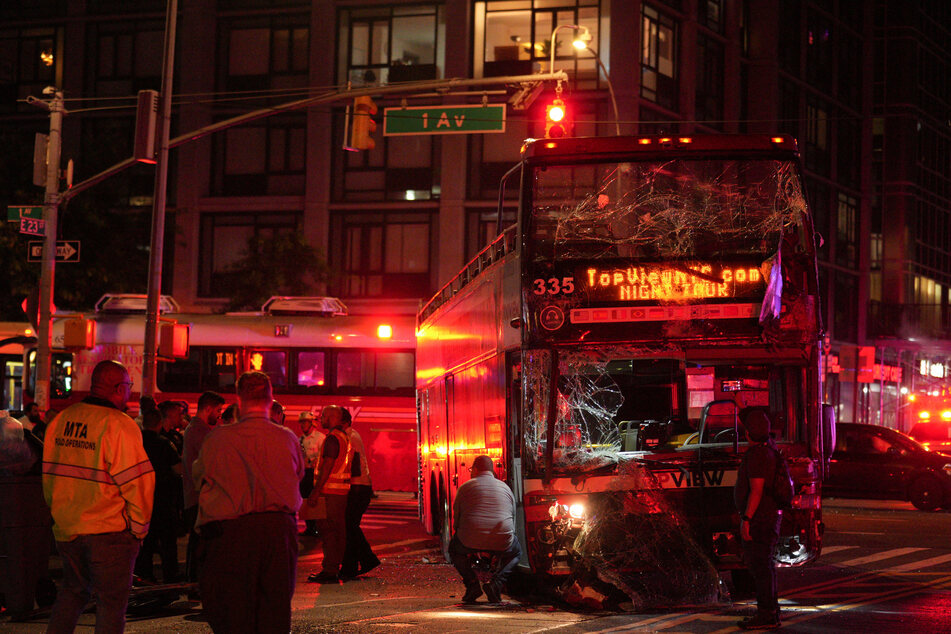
532, 277, 575, 295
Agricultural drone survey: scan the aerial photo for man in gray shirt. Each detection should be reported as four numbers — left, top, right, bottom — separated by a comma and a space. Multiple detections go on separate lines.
449, 454, 521, 604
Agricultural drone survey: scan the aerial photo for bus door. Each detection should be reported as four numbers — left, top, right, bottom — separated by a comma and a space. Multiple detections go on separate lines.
506, 352, 526, 543
0, 355, 23, 410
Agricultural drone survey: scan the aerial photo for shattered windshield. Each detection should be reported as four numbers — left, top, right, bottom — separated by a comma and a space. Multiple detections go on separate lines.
522, 348, 799, 474
529, 158, 807, 261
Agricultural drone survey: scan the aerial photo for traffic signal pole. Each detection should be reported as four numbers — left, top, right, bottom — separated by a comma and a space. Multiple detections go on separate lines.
141, 0, 177, 398
28, 89, 64, 412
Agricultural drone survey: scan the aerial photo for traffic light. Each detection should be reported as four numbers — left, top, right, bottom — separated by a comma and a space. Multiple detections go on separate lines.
545, 98, 569, 138
350, 96, 378, 150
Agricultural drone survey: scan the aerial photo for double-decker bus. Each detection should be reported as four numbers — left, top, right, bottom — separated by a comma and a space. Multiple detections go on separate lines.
34, 294, 417, 491
417, 135, 835, 596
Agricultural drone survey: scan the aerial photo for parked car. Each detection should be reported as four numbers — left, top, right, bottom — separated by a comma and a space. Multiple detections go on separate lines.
823, 422, 951, 511
908, 420, 951, 454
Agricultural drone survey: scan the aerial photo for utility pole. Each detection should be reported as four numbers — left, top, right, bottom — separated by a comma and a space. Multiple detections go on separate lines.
28, 88, 65, 411
141, 0, 178, 398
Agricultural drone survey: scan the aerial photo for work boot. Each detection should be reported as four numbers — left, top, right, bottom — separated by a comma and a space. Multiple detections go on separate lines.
462, 583, 482, 604
482, 581, 501, 604
738, 611, 781, 630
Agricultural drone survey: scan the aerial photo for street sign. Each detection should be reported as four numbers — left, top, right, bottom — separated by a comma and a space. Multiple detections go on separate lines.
19, 217, 45, 236
27, 240, 80, 263
383, 104, 506, 136
7, 205, 44, 222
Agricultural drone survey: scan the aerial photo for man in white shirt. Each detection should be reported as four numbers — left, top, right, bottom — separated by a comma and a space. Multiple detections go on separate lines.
449, 455, 521, 604
298, 411, 324, 537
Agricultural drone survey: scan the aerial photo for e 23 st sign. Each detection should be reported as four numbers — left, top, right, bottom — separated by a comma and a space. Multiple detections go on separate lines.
383, 104, 505, 136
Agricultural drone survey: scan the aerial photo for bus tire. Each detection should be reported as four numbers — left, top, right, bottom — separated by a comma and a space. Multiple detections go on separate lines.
439, 487, 452, 562
909, 474, 943, 511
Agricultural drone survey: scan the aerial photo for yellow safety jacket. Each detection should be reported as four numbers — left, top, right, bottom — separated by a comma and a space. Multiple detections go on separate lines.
317, 427, 351, 495
42, 398, 155, 541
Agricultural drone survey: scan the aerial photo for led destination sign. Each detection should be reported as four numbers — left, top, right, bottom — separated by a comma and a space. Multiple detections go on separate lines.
582, 261, 766, 302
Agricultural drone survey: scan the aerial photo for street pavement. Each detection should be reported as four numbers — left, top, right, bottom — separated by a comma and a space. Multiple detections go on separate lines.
4, 495, 951, 632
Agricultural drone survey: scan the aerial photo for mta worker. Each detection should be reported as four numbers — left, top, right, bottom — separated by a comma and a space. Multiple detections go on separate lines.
450, 454, 521, 604
306, 404, 351, 583
43, 360, 155, 634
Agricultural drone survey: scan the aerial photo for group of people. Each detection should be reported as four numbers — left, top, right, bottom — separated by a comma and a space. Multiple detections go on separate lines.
40, 360, 380, 633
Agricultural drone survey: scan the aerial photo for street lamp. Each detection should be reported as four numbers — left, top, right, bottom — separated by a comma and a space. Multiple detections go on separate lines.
549, 24, 621, 136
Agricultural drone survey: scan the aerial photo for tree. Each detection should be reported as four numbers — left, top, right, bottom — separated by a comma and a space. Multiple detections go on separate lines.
218, 231, 331, 312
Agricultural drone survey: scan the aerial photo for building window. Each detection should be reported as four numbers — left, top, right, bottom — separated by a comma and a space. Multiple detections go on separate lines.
220, 20, 309, 93
698, 0, 723, 33
836, 193, 857, 268
833, 270, 858, 341
338, 5, 444, 87
0, 28, 59, 110
805, 8, 833, 93
805, 98, 829, 172
332, 211, 431, 298
212, 115, 306, 196
641, 4, 678, 110
695, 34, 723, 125
198, 212, 300, 297
474, 0, 600, 87
778, 0, 800, 74
332, 108, 440, 202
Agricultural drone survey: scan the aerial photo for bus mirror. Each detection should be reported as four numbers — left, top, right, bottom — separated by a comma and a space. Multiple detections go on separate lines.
821, 404, 836, 475
62, 316, 95, 350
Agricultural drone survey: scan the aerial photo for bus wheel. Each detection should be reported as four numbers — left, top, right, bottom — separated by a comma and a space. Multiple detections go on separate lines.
439, 493, 452, 562
909, 475, 943, 511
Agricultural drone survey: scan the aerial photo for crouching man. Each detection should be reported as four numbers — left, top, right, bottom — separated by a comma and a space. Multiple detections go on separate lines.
449, 455, 521, 604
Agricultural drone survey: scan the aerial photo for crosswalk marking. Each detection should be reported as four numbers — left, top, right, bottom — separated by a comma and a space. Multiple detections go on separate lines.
836, 547, 926, 567
821, 545, 856, 554
885, 552, 951, 573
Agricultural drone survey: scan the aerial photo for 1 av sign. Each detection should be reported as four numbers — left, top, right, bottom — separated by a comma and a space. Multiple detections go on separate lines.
383, 104, 506, 136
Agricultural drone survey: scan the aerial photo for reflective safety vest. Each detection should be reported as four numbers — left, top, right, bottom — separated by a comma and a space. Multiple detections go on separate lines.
319, 427, 351, 495
42, 399, 155, 541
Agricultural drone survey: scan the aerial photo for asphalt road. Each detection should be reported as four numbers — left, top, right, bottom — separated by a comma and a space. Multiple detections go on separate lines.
4, 494, 951, 632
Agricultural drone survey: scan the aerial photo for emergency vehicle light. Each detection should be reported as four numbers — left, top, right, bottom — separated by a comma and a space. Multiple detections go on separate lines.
919, 410, 931, 420
377, 324, 392, 339
942, 410, 951, 420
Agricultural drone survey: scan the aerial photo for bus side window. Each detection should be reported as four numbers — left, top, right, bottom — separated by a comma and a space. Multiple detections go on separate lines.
249, 350, 287, 389
296, 351, 326, 388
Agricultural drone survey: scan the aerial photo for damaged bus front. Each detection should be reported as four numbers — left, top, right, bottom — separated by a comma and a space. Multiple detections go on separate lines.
417, 135, 833, 607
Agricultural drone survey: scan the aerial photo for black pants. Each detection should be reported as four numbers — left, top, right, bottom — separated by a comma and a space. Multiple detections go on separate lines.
742, 515, 781, 617
183, 505, 200, 582
448, 534, 521, 589
299, 468, 317, 533
341, 484, 379, 575
199, 512, 298, 634
134, 524, 178, 583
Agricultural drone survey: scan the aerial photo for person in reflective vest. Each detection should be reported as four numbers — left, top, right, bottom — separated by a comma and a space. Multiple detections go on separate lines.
305, 404, 351, 583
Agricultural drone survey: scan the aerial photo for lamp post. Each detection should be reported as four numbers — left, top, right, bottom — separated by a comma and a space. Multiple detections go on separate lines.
549, 24, 621, 136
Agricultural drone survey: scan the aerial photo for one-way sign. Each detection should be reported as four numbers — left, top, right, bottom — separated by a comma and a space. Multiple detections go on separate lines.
28, 240, 80, 263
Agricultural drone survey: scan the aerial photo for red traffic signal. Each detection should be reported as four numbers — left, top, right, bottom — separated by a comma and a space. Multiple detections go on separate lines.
545, 98, 569, 138
350, 96, 378, 151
